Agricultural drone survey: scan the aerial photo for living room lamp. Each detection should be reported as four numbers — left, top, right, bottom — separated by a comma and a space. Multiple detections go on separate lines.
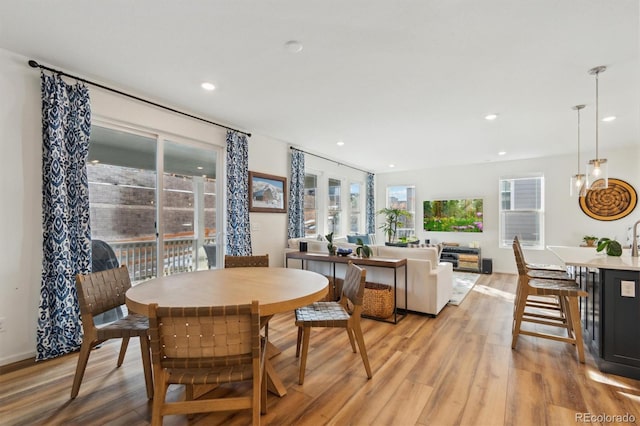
570, 104, 587, 197
586, 66, 608, 191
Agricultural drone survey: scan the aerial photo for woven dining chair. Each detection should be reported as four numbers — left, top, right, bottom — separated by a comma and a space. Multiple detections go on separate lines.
72, 265, 153, 399
224, 254, 269, 268
511, 238, 588, 362
295, 262, 372, 385
148, 300, 266, 426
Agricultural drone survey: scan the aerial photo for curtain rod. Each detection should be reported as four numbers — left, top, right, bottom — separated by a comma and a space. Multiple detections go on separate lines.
290, 146, 371, 174
28, 60, 251, 137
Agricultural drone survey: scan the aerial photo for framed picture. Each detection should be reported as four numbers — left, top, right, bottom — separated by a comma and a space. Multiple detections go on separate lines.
249, 171, 287, 213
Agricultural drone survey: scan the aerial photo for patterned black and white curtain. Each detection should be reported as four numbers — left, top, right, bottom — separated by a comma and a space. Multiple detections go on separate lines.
225, 130, 252, 255
37, 73, 92, 361
288, 149, 305, 239
366, 172, 375, 234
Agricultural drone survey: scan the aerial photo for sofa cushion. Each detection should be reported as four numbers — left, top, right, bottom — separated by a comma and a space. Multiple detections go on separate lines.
375, 245, 439, 270
288, 238, 327, 253
347, 234, 372, 244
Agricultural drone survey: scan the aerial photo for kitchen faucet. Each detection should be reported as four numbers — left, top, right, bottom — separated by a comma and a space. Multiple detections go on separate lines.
632, 219, 640, 257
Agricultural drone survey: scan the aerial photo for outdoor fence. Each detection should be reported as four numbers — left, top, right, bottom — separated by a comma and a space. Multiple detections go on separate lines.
109, 237, 216, 282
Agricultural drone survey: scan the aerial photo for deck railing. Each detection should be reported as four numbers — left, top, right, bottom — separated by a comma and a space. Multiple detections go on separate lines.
109, 238, 215, 281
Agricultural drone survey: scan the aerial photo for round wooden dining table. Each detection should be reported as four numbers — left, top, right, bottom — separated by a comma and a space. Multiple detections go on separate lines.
126, 266, 328, 397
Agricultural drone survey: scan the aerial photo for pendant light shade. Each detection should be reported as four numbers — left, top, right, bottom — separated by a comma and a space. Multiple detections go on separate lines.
570, 104, 586, 197
586, 66, 608, 190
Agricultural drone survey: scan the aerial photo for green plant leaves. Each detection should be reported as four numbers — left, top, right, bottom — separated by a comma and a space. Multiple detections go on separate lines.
606, 240, 622, 256
596, 237, 622, 256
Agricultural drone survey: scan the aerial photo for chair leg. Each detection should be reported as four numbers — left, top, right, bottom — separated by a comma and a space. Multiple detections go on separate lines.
511, 289, 528, 349
253, 369, 261, 425
70, 340, 94, 399
150, 374, 168, 426
566, 296, 586, 363
295, 326, 303, 358
352, 323, 372, 379
117, 336, 130, 367
261, 360, 268, 415
139, 335, 154, 399
559, 296, 580, 339
345, 327, 356, 352
298, 326, 311, 385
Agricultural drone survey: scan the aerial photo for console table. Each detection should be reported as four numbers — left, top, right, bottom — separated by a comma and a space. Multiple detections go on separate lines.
285, 251, 408, 324
441, 246, 481, 272
548, 246, 640, 379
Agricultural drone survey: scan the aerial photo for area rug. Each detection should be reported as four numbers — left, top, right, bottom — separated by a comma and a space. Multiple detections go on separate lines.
449, 272, 481, 306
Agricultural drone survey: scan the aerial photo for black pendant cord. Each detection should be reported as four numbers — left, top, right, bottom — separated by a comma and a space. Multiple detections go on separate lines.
28, 60, 251, 137
290, 146, 371, 174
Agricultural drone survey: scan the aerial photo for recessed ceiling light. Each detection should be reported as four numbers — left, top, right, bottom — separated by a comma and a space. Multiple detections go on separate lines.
90, 159, 100, 164
284, 40, 303, 53
201, 82, 215, 91
196, 166, 204, 170
336, 141, 344, 146
389, 164, 395, 168
602, 116, 616, 122
485, 114, 499, 121
498, 151, 506, 156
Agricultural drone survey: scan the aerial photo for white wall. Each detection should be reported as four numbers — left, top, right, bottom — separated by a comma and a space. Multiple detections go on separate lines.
0, 49, 44, 365
248, 137, 290, 266
376, 146, 640, 274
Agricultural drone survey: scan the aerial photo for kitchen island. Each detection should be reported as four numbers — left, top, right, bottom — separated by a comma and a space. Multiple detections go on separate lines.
548, 246, 640, 379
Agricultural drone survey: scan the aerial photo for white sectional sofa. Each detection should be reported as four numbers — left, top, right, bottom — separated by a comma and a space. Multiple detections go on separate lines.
284, 238, 453, 316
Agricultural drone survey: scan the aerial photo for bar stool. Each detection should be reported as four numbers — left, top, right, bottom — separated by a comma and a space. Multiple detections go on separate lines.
511, 238, 588, 362
512, 236, 575, 315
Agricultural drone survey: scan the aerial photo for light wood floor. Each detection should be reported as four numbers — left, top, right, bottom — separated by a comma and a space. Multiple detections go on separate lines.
1, 273, 639, 425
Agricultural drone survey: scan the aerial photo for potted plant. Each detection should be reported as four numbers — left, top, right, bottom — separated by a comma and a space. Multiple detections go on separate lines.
583, 235, 598, 247
355, 238, 372, 258
325, 232, 337, 256
596, 237, 623, 256
378, 208, 412, 245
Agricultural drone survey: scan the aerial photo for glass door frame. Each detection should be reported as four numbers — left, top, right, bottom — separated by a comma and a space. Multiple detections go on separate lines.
92, 118, 224, 276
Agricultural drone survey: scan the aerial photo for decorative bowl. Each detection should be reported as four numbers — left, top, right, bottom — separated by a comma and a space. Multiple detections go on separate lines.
336, 248, 353, 257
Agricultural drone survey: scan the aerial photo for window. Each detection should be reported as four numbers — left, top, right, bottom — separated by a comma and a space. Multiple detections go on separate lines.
303, 174, 318, 236
328, 178, 342, 234
499, 175, 544, 249
386, 185, 416, 238
349, 182, 362, 233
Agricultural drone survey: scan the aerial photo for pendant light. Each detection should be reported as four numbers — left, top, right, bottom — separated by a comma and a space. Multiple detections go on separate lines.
586, 66, 608, 190
570, 104, 586, 197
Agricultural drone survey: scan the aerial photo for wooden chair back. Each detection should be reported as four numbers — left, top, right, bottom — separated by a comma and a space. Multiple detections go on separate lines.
341, 262, 366, 307
76, 265, 132, 319
512, 236, 528, 276
149, 301, 260, 367
224, 254, 269, 268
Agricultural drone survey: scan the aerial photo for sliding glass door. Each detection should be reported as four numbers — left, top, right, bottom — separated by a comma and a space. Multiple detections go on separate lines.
87, 125, 221, 282
162, 139, 218, 274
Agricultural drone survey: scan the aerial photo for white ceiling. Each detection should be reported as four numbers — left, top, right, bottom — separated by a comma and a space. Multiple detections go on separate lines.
1, 1, 638, 173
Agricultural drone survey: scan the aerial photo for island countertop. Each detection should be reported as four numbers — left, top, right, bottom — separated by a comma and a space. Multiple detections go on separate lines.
547, 245, 640, 271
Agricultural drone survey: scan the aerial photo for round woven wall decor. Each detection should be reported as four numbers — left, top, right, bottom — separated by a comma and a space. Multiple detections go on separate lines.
579, 178, 637, 221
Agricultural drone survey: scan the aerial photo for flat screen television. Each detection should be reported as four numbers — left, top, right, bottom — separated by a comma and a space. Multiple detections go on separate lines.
423, 198, 483, 232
